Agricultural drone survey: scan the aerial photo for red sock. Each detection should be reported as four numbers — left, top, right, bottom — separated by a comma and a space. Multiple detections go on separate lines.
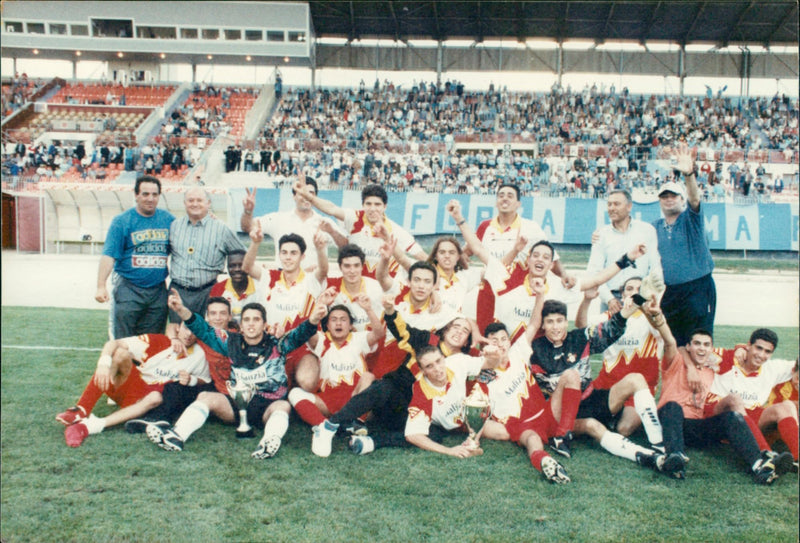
556, 387, 582, 436
76, 377, 105, 413
777, 417, 799, 460
293, 398, 325, 426
744, 415, 770, 451
529, 450, 548, 472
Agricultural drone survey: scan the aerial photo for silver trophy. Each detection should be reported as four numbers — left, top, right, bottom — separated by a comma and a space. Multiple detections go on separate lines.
462, 383, 491, 450
226, 380, 256, 438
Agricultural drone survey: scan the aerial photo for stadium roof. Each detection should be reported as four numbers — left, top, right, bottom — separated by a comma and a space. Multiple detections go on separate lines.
308, 1, 799, 47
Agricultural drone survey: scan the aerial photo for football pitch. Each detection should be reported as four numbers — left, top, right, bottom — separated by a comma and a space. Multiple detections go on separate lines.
1, 306, 798, 543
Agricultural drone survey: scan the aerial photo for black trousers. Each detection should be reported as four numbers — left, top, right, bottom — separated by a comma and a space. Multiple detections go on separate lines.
329, 377, 411, 432
658, 401, 761, 468
661, 273, 716, 347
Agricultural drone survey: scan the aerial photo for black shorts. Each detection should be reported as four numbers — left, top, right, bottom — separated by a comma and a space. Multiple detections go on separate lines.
225, 394, 283, 429
576, 388, 620, 428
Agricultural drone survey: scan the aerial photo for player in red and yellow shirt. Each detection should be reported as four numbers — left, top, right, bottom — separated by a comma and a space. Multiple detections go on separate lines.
56, 325, 208, 447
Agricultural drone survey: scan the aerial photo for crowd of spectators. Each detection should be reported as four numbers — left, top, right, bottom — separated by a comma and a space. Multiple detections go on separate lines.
2, 138, 196, 186
245, 80, 797, 201
1, 73, 44, 120
2, 75, 796, 202
157, 84, 258, 146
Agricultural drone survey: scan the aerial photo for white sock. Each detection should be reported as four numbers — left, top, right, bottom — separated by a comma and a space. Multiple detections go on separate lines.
288, 387, 316, 406
263, 410, 290, 440
361, 436, 375, 454
85, 414, 106, 435
600, 431, 653, 463
633, 389, 664, 446
173, 401, 210, 441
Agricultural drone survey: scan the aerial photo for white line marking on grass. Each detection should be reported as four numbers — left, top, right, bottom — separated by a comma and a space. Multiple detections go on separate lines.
2, 345, 102, 352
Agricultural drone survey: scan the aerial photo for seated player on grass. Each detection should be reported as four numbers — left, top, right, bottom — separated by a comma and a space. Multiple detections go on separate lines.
765, 358, 799, 464
288, 297, 384, 457
56, 324, 209, 447
316, 296, 476, 457
404, 344, 496, 458
478, 294, 578, 484
530, 291, 669, 478
124, 297, 235, 433
656, 325, 793, 484
705, 328, 798, 472
574, 276, 663, 438
145, 288, 330, 458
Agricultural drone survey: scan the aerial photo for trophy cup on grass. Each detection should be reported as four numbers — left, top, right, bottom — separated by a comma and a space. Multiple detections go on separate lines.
462, 383, 491, 450
226, 380, 256, 438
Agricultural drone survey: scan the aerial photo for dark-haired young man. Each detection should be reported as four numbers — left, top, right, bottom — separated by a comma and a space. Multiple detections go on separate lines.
527, 294, 666, 470
293, 177, 427, 278
656, 324, 793, 484
146, 289, 331, 458
475, 183, 572, 283
240, 175, 345, 272
57, 323, 208, 447
124, 297, 236, 433
479, 301, 579, 484
326, 244, 394, 332
96, 175, 174, 338
706, 328, 799, 467
289, 297, 384, 457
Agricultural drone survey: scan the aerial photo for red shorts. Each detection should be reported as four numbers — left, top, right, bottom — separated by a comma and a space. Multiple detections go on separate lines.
746, 406, 765, 424
503, 403, 558, 444
284, 345, 314, 389
110, 368, 164, 408
317, 375, 361, 415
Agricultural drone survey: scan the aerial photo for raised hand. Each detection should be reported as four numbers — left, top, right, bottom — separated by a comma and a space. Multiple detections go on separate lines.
531, 277, 547, 296
352, 292, 371, 310
243, 187, 256, 214
673, 143, 695, 176
313, 226, 328, 250
317, 286, 338, 307
167, 288, 185, 313
583, 285, 600, 300
382, 293, 396, 315
249, 221, 264, 244
627, 243, 646, 261
372, 221, 391, 241
379, 236, 397, 261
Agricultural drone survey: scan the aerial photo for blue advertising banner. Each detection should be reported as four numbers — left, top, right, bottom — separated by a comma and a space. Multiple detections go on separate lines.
229, 188, 798, 251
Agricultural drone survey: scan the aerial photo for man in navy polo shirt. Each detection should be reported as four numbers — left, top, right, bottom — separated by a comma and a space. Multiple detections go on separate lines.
654, 144, 715, 347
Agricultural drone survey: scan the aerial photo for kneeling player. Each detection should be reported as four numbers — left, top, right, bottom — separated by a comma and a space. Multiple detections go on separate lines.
289, 296, 384, 457
56, 324, 208, 447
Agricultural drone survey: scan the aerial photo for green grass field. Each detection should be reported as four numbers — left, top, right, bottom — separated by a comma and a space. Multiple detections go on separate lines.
1, 307, 798, 543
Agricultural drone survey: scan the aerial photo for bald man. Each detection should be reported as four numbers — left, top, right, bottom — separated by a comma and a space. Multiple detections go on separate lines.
168, 187, 245, 344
